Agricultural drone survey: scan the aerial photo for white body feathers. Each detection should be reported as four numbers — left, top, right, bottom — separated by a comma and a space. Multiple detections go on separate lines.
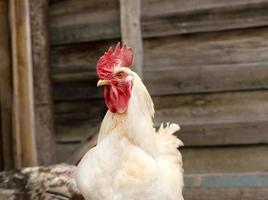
76, 73, 184, 200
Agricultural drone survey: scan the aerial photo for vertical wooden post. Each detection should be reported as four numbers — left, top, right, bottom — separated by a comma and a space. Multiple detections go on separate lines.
0, 0, 14, 170
29, 0, 56, 165
0, 104, 2, 170
9, 0, 56, 167
9, 0, 38, 168
120, 0, 143, 78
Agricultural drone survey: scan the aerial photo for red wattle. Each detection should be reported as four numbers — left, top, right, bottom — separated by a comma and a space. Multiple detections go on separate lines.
104, 82, 132, 114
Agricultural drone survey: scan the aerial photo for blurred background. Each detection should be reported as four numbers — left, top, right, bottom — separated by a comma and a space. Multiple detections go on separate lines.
0, 0, 268, 199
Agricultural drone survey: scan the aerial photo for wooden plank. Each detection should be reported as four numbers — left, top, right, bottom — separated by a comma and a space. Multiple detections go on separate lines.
185, 173, 268, 188
141, 0, 268, 39
0, 0, 14, 170
182, 145, 268, 174
144, 63, 268, 96
141, 0, 268, 17
9, 0, 37, 168
51, 28, 268, 73
143, 29, 268, 95
154, 90, 268, 146
53, 80, 101, 100
49, 0, 120, 45
29, 0, 56, 165
52, 61, 268, 99
184, 188, 268, 200
143, 28, 268, 70
49, 0, 268, 45
54, 100, 105, 143
56, 143, 80, 163
154, 90, 268, 125
51, 28, 268, 99
54, 100, 105, 123
66, 130, 98, 165
182, 172, 268, 199
51, 40, 115, 76
179, 121, 268, 146
120, 0, 143, 77
56, 121, 96, 143
0, 107, 2, 171
53, 90, 268, 146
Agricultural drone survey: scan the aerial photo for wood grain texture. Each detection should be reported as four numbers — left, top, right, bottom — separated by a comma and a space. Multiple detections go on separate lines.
66, 130, 98, 165
53, 90, 268, 146
141, 0, 268, 39
55, 100, 105, 143
10, 0, 38, 168
51, 28, 268, 99
154, 90, 268, 125
185, 173, 268, 188
182, 145, 268, 174
183, 188, 268, 200
154, 90, 268, 146
179, 121, 268, 146
0, 0, 14, 170
49, 0, 120, 45
143, 29, 268, 95
0, 107, 2, 170
56, 143, 80, 163
49, 0, 268, 45
120, 0, 143, 77
29, 0, 56, 165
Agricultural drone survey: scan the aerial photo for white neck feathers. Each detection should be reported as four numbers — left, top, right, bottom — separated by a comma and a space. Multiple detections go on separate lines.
98, 72, 158, 157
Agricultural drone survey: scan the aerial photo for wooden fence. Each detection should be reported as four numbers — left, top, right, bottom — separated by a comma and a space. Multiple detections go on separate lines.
0, 0, 267, 199
0, 0, 56, 169
49, 0, 268, 173
0, 0, 267, 174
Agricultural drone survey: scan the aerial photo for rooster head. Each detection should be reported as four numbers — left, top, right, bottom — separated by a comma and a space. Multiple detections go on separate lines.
97, 42, 134, 114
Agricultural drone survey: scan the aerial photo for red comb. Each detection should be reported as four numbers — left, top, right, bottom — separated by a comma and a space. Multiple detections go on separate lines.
97, 42, 133, 79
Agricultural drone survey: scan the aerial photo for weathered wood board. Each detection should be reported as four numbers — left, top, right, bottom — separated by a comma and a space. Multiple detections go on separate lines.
55, 99, 105, 144
51, 28, 268, 99
9, 0, 56, 168
30, 0, 56, 165
54, 90, 268, 147
182, 145, 268, 174
10, 0, 38, 168
154, 90, 268, 146
120, 0, 143, 77
0, 0, 14, 170
184, 188, 268, 200
49, 0, 268, 45
185, 173, 268, 188
49, 0, 120, 45
48, 0, 268, 177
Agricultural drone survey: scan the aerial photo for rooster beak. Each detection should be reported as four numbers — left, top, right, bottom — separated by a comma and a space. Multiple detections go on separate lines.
97, 80, 110, 87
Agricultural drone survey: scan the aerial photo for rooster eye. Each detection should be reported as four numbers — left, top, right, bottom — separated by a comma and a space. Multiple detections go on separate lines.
116, 72, 125, 79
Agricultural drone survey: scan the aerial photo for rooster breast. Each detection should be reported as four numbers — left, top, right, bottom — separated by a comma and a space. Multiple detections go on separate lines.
76, 131, 162, 200
76, 123, 183, 200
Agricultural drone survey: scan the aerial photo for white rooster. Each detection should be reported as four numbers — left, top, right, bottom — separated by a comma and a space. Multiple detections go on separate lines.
76, 42, 184, 200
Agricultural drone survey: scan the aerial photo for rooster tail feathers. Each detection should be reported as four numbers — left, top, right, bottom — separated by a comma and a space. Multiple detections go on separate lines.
157, 123, 183, 149
156, 123, 184, 199
156, 122, 183, 169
